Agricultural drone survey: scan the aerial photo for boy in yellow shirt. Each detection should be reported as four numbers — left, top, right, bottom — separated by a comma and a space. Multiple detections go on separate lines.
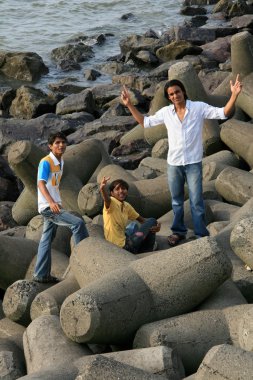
100, 177, 161, 253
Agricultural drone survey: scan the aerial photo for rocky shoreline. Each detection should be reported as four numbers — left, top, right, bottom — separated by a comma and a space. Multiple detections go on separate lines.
1, 0, 253, 378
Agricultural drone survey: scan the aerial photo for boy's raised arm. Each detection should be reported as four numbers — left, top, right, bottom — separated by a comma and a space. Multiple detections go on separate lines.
100, 176, 111, 209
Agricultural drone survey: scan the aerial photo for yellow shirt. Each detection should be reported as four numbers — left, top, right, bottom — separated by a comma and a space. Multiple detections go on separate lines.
103, 196, 139, 248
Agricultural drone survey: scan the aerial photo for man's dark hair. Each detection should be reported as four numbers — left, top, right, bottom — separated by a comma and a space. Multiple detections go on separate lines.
109, 179, 129, 192
48, 132, 68, 145
164, 80, 188, 101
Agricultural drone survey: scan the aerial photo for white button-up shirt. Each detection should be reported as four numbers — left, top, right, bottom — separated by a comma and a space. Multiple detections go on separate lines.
144, 100, 226, 166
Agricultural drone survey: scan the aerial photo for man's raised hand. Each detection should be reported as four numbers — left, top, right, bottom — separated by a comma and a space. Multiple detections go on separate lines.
230, 74, 242, 97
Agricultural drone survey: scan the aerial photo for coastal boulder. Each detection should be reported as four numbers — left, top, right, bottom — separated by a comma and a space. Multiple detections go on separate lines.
0, 51, 48, 81
51, 43, 94, 69
9, 86, 56, 119
156, 40, 202, 62
119, 34, 164, 57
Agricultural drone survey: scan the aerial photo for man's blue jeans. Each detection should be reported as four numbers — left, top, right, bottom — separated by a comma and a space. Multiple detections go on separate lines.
167, 162, 209, 238
34, 208, 89, 279
124, 218, 157, 253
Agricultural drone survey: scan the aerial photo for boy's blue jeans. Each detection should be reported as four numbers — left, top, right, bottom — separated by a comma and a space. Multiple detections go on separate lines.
124, 217, 157, 254
167, 162, 209, 238
34, 208, 89, 279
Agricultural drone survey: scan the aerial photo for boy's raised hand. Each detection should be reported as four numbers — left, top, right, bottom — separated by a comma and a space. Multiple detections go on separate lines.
100, 176, 110, 191
230, 74, 242, 96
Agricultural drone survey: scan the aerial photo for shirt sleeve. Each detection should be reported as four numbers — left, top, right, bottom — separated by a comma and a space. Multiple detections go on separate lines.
201, 102, 227, 120
127, 203, 140, 220
144, 108, 166, 128
38, 160, 50, 183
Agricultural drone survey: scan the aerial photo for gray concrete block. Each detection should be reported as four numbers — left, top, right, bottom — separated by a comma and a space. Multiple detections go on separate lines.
195, 344, 253, 380
60, 237, 232, 344
23, 315, 91, 374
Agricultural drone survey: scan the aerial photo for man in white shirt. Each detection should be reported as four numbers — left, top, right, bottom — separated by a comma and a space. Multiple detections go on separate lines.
121, 75, 242, 246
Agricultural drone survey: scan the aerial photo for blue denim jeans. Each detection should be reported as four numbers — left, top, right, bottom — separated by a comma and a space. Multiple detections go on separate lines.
34, 208, 89, 279
167, 163, 209, 238
124, 218, 157, 254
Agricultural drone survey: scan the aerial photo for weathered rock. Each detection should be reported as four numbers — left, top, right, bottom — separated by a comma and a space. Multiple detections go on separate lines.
0, 86, 16, 115
201, 36, 231, 63
119, 34, 163, 57
84, 68, 101, 81
181, 6, 207, 15
0, 51, 48, 81
51, 44, 94, 67
9, 85, 56, 119
173, 26, 216, 44
156, 40, 202, 62
56, 88, 95, 115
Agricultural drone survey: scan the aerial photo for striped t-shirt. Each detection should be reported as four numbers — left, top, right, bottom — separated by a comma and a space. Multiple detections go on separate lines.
37, 152, 63, 213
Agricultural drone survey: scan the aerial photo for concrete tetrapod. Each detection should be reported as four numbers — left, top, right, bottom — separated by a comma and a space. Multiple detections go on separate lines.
69, 236, 137, 288
2, 279, 51, 326
30, 272, 80, 320
74, 346, 185, 379
230, 216, 253, 270
0, 317, 26, 378
195, 344, 253, 380
23, 315, 91, 374
17, 346, 183, 380
202, 150, 240, 183
220, 119, 253, 169
0, 235, 69, 289
60, 237, 232, 344
75, 355, 163, 380
133, 304, 253, 375
213, 197, 253, 301
0, 338, 26, 379
8, 139, 112, 224
215, 166, 253, 206
196, 279, 247, 311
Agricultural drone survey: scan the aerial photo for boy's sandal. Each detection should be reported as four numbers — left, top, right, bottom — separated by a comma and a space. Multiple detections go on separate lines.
167, 234, 185, 247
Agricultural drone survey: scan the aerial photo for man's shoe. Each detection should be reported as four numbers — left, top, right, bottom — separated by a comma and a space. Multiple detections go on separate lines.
33, 275, 60, 284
